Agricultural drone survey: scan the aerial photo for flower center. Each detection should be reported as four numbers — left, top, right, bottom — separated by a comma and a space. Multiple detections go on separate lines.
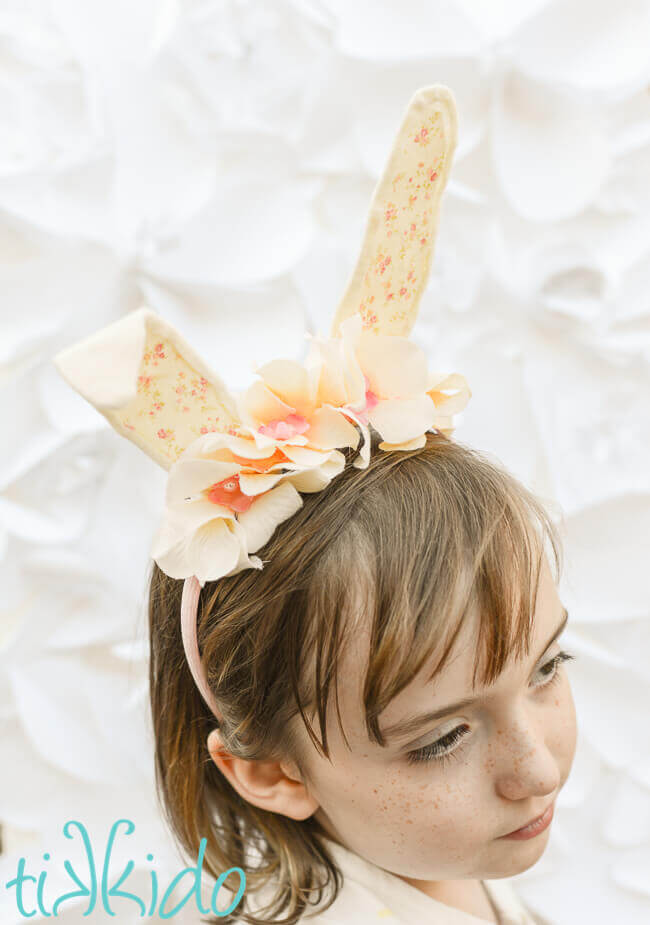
258, 413, 309, 441
205, 473, 255, 513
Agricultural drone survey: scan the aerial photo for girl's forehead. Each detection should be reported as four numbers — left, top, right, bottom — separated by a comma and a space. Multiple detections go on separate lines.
325, 552, 562, 749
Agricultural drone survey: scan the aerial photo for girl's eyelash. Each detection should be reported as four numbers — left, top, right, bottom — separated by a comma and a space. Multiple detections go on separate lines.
405, 650, 576, 768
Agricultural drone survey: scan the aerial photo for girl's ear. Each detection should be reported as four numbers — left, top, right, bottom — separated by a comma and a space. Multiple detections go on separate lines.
329, 84, 458, 340
52, 306, 243, 471
206, 729, 319, 821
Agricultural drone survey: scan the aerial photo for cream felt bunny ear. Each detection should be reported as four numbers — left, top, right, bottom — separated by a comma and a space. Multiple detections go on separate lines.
303, 86, 468, 464
330, 84, 458, 339
52, 306, 244, 472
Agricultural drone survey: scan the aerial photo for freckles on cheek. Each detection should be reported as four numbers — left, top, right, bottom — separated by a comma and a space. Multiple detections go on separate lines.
397, 771, 467, 828
350, 768, 411, 820
413, 770, 486, 829
483, 749, 497, 774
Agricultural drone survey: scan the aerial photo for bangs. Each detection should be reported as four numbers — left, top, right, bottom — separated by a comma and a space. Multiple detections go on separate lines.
292, 433, 562, 760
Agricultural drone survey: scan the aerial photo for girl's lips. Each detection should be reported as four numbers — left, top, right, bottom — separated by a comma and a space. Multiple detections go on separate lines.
498, 802, 554, 840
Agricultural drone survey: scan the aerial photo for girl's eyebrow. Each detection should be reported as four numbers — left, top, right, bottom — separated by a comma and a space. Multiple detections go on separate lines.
379, 606, 569, 744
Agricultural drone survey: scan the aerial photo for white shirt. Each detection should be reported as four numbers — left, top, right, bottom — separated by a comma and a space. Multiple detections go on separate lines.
246, 835, 551, 924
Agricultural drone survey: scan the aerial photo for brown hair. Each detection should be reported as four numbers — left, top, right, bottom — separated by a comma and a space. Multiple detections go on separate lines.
147, 430, 563, 923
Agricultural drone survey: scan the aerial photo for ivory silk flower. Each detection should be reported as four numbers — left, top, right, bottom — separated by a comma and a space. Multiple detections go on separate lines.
305, 314, 472, 468
150, 428, 350, 586
236, 348, 363, 485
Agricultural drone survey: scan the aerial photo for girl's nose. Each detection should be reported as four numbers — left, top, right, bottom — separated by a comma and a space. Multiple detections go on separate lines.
492, 710, 561, 802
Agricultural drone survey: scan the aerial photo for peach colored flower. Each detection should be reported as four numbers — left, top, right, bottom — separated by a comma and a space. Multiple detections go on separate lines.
235, 352, 363, 482
305, 312, 471, 467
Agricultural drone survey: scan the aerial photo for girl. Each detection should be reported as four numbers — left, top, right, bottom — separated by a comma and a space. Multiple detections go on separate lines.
53, 85, 577, 922
149, 429, 575, 924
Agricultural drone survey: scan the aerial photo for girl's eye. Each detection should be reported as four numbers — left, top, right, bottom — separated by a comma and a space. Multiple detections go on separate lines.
405, 649, 576, 767
531, 649, 575, 690
405, 724, 469, 768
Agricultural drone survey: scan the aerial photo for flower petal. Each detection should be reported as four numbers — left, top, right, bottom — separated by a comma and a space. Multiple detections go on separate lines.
193, 430, 280, 460
236, 481, 303, 554
280, 444, 343, 467
287, 453, 346, 492
151, 514, 239, 581
378, 434, 428, 452
239, 378, 295, 427
187, 518, 244, 584
307, 405, 360, 451
165, 459, 241, 504
255, 358, 315, 416
355, 332, 429, 398
286, 470, 333, 493
427, 371, 472, 416
238, 471, 287, 495
229, 520, 266, 571
305, 334, 349, 406
368, 394, 436, 444
152, 498, 234, 559
433, 416, 455, 437
151, 514, 186, 564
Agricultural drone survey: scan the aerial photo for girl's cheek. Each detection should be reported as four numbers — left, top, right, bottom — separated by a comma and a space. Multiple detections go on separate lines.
535, 676, 577, 785
557, 682, 578, 768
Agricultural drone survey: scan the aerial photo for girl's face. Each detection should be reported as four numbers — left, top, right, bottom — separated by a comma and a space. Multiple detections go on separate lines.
297, 552, 577, 884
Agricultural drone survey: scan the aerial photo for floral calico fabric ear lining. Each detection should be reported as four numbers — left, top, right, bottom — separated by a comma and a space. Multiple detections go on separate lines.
52, 85, 471, 724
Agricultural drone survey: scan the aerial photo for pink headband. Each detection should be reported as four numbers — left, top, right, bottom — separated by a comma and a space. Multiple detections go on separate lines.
52, 85, 471, 724
180, 575, 223, 721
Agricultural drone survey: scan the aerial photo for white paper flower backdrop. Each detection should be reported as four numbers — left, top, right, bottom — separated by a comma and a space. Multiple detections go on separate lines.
1, 0, 649, 922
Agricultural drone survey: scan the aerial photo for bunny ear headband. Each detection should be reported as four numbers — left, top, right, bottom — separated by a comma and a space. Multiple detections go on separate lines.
52, 85, 471, 722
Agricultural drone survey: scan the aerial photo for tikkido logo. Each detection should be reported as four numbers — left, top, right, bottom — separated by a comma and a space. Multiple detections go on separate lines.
4, 819, 246, 918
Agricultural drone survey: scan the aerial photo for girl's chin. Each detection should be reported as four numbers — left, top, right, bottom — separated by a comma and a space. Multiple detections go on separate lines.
487, 837, 550, 876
